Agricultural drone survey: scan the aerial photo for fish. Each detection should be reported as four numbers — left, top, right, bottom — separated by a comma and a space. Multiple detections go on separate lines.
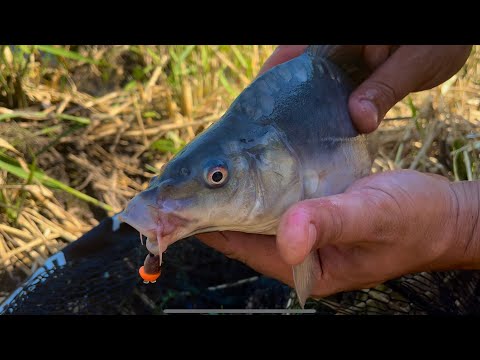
119, 45, 375, 308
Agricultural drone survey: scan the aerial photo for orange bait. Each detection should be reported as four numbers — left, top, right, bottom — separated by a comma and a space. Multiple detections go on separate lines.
139, 252, 161, 284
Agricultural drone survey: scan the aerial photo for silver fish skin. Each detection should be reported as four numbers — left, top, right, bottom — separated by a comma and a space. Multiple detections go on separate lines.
119, 45, 373, 308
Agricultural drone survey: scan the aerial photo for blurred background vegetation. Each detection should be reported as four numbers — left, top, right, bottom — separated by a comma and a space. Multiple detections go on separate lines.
0, 45, 479, 302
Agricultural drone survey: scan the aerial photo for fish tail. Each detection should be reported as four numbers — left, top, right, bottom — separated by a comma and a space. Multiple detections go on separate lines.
306, 45, 370, 87
292, 251, 319, 309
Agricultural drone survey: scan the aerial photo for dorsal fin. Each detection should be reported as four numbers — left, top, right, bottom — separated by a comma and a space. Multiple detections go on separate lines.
306, 45, 370, 87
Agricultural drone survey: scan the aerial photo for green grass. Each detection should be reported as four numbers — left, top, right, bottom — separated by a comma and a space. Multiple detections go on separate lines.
0, 45, 276, 217
35, 45, 99, 65
0, 154, 113, 212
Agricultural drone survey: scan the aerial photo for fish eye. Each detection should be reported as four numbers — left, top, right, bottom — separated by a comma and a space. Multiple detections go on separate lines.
205, 165, 228, 188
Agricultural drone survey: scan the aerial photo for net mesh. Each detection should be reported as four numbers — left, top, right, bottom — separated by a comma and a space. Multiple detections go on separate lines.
2, 217, 480, 315
1, 219, 292, 315
307, 270, 480, 315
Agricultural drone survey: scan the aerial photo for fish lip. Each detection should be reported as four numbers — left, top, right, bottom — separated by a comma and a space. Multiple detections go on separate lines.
121, 207, 193, 255
118, 211, 157, 239
119, 194, 197, 261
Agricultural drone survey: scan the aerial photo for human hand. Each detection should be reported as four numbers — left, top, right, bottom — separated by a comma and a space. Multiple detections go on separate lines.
198, 170, 480, 299
258, 45, 472, 133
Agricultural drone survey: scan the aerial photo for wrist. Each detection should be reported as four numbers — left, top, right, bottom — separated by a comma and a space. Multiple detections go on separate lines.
446, 180, 480, 269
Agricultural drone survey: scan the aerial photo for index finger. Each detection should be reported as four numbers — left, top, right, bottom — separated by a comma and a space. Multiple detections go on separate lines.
197, 231, 294, 286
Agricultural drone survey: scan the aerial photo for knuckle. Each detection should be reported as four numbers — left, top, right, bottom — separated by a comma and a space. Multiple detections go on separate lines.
367, 79, 399, 107
312, 199, 345, 244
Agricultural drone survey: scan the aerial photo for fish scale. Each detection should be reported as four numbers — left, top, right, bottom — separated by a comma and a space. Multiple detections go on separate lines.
120, 45, 374, 308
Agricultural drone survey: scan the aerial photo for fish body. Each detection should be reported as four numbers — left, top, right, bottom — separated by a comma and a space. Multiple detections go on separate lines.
119, 45, 374, 307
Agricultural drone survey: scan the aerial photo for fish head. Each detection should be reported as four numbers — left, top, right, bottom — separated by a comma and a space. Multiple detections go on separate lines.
119, 119, 303, 257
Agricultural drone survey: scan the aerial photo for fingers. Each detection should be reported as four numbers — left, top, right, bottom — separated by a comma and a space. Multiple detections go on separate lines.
257, 45, 308, 76
424, 173, 451, 182
277, 192, 376, 266
349, 45, 472, 134
197, 229, 377, 298
197, 231, 373, 298
308, 245, 382, 298
349, 46, 426, 133
197, 231, 294, 285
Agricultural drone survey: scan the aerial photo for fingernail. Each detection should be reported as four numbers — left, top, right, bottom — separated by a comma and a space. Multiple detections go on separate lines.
307, 223, 317, 251
359, 99, 379, 129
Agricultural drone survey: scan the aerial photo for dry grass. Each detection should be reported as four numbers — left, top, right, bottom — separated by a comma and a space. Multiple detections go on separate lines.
0, 45, 479, 301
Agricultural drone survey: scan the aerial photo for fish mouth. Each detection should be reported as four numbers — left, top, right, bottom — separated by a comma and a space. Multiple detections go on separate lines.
118, 197, 193, 266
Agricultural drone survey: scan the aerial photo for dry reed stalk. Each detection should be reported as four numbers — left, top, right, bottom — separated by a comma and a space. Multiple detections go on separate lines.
0, 224, 34, 242
132, 94, 148, 146
22, 208, 78, 241
0, 234, 8, 264
1, 230, 39, 267
215, 51, 250, 86
19, 213, 56, 255
144, 66, 163, 104
56, 94, 72, 114
409, 121, 441, 170
24, 208, 80, 237
116, 116, 217, 139
180, 62, 195, 141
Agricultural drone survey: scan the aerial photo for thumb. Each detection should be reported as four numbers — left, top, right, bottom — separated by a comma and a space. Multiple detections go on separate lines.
276, 192, 374, 266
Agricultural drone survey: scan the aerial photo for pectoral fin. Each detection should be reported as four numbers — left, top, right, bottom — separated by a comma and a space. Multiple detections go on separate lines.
292, 251, 319, 309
